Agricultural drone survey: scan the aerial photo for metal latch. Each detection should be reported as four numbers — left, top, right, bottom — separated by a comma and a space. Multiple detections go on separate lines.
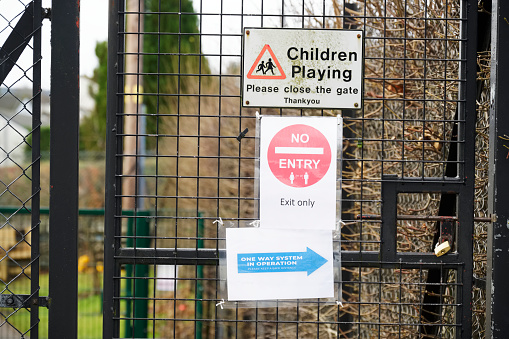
0, 294, 50, 309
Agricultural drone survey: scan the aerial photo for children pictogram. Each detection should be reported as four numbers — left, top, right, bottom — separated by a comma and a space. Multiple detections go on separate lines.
247, 44, 286, 79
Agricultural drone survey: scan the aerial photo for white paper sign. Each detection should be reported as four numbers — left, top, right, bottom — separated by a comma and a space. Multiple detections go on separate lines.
259, 116, 340, 230
243, 28, 363, 109
156, 265, 178, 292
226, 228, 334, 301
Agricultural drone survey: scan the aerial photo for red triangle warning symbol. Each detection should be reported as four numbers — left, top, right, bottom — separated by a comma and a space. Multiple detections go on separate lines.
247, 44, 286, 80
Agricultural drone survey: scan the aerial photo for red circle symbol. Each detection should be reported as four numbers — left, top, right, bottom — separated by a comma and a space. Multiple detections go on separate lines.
267, 124, 331, 188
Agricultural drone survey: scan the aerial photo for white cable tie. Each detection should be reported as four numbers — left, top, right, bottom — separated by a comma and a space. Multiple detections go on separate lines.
336, 300, 344, 307
256, 111, 261, 120
213, 217, 224, 226
216, 299, 225, 309
248, 220, 260, 228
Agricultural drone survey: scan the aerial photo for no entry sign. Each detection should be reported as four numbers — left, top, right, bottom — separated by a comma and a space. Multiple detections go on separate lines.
267, 124, 331, 188
259, 116, 341, 230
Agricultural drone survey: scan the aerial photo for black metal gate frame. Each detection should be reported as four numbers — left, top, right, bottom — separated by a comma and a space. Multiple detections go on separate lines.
103, 1, 479, 338
48, 0, 80, 337
0, 0, 79, 337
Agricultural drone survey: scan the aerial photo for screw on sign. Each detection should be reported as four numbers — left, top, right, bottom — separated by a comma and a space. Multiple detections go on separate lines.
267, 124, 331, 188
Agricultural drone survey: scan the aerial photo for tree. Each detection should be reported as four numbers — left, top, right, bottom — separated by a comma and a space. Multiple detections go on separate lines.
80, 0, 206, 152
80, 41, 107, 152
144, 0, 204, 108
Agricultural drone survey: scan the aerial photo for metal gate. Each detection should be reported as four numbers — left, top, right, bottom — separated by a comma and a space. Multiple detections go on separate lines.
104, 0, 486, 338
0, 2, 46, 337
0, 0, 79, 338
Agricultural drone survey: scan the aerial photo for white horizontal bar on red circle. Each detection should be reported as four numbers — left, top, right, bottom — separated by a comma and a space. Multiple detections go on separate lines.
274, 147, 324, 155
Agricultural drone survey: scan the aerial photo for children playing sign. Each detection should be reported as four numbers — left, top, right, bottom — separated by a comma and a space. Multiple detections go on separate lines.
243, 28, 363, 109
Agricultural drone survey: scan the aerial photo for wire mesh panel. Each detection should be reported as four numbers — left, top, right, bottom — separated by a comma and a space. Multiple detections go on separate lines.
0, 0, 44, 337
104, 0, 481, 338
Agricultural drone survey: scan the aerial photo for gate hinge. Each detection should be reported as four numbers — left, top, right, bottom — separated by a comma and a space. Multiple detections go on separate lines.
0, 295, 50, 309
43, 8, 51, 20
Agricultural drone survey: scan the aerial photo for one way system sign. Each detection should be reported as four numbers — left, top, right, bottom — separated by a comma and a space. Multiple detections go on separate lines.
243, 28, 363, 109
259, 116, 341, 230
226, 228, 334, 301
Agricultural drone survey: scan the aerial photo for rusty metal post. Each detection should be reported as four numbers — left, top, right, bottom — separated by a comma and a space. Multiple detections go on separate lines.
488, 0, 509, 337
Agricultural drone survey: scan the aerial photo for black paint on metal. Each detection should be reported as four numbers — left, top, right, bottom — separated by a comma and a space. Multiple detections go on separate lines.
30, 1, 43, 337
358, 214, 491, 222
0, 294, 49, 309
103, 0, 124, 336
380, 170, 475, 338
48, 0, 79, 337
420, 117, 458, 337
236, 128, 249, 142
115, 247, 465, 269
103, 1, 480, 337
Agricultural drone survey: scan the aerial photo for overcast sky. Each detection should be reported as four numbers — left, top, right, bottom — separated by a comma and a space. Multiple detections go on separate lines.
1, 0, 323, 90
80, 0, 304, 77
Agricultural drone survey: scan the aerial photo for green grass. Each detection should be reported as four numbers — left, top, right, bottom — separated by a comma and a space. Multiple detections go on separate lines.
2, 267, 199, 338
2, 271, 103, 339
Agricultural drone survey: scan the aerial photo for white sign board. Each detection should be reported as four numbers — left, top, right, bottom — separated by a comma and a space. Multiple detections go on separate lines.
259, 116, 341, 230
243, 28, 363, 109
156, 265, 178, 291
226, 228, 334, 301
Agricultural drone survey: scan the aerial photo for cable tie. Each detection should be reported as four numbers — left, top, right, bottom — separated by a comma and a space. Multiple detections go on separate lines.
213, 217, 224, 226
248, 220, 260, 228
237, 128, 249, 142
216, 299, 225, 309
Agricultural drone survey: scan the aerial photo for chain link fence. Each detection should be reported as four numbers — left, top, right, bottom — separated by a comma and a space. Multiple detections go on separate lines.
0, 0, 43, 337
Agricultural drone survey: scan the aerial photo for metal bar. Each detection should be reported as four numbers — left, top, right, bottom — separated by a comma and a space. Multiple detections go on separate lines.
0, 1, 34, 84
454, 0, 477, 336
115, 248, 461, 267
116, 248, 219, 265
31, 0, 43, 337
357, 214, 491, 222
0, 207, 107, 215
387, 179, 464, 191
48, 0, 79, 337
488, 0, 509, 337
0, 295, 49, 309
103, 0, 124, 336
381, 176, 397, 262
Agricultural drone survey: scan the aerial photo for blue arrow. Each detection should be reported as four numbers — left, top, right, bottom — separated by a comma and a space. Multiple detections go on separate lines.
237, 247, 328, 276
